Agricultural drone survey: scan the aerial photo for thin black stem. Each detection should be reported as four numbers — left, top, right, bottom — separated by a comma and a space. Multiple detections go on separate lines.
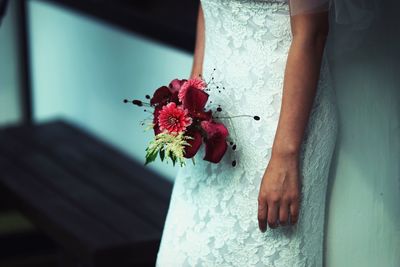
215, 115, 254, 119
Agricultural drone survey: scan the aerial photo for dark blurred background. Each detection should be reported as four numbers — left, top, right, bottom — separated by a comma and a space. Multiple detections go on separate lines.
0, 0, 198, 266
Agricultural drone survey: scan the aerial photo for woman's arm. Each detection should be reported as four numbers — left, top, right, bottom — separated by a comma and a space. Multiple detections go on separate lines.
273, 12, 329, 157
190, 2, 205, 79
257, 11, 329, 231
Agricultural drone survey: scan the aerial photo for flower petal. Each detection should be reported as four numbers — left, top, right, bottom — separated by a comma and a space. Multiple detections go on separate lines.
183, 86, 209, 115
153, 105, 163, 135
200, 120, 229, 163
203, 135, 228, 163
170, 91, 180, 104
201, 120, 229, 139
196, 109, 213, 121
150, 86, 171, 106
157, 102, 192, 134
169, 78, 187, 94
183, 129, 203, 158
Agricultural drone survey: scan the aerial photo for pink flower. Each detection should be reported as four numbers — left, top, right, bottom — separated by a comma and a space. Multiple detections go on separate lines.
158, 102, 192, 134
168, 78, 187, 94
178, 77, 207, 103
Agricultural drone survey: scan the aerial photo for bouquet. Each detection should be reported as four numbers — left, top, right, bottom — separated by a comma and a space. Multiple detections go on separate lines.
124, 70, 260, 167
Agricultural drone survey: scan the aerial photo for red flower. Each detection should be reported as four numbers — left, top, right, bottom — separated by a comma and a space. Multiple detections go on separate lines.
183, 128, 203, 158
200, 120, 229, 163
150, 86, 172, 107
158, 102, 192, 134
182, 85, 212, 121
152, 105, 163, 135
150, 78, 207, 136
178, 77, 207, 103
148, 77, 229, 163
150, 78, 188, 107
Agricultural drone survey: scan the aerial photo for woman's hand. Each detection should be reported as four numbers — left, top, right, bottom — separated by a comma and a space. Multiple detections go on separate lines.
257, 151, 301, 231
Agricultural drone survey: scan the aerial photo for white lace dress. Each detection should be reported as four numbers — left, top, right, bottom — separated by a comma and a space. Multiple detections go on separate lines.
156, 0, 338, 266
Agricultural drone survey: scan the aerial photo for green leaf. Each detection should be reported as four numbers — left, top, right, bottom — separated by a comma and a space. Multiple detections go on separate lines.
179, 159, 186, 167
171, 154, 176, 167
145, 149, 158, 165
159, 148, 165, 161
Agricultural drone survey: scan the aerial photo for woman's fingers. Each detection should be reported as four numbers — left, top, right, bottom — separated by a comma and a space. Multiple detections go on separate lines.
257, 201, 268, 232
279, 200, 290, 226
267, 199, 279, 229
259, 198, 297, 229
289, 200, 300, 225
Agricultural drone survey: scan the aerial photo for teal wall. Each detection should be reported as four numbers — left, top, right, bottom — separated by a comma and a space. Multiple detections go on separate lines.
28, 0, 192, 180
0, 0, 21, 126
325, 9, 400, 266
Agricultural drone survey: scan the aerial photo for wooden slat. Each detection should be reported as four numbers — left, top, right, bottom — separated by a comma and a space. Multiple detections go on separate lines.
7, 121, 170, 229
0, 154, 124, 262
38, 120, 173, 201
0, 230, 57, 260
0, 120, 171, 265
0, 132, 159, 243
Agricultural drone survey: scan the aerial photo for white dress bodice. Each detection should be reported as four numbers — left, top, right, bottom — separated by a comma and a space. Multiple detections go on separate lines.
156, 0, 338, 266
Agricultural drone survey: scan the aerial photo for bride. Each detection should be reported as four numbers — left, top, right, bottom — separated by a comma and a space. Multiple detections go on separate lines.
155, 0, 367, 266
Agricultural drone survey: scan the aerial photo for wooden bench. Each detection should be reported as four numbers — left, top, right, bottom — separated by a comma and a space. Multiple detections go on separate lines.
0, 120, 173, 266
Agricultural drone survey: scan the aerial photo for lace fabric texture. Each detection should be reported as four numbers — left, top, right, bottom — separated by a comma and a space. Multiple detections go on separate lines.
156, 0, 338, 266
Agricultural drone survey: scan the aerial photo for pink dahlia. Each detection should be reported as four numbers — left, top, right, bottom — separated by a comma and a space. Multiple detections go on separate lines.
178, 77, 207, 102
158, 102, 192, 134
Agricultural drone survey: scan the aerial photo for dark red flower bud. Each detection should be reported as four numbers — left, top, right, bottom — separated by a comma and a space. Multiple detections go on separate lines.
200, 120, 229, 163
150, 86, 171, 106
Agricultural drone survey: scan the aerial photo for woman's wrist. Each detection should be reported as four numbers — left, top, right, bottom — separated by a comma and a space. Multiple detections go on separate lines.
271, 143, 300, 159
